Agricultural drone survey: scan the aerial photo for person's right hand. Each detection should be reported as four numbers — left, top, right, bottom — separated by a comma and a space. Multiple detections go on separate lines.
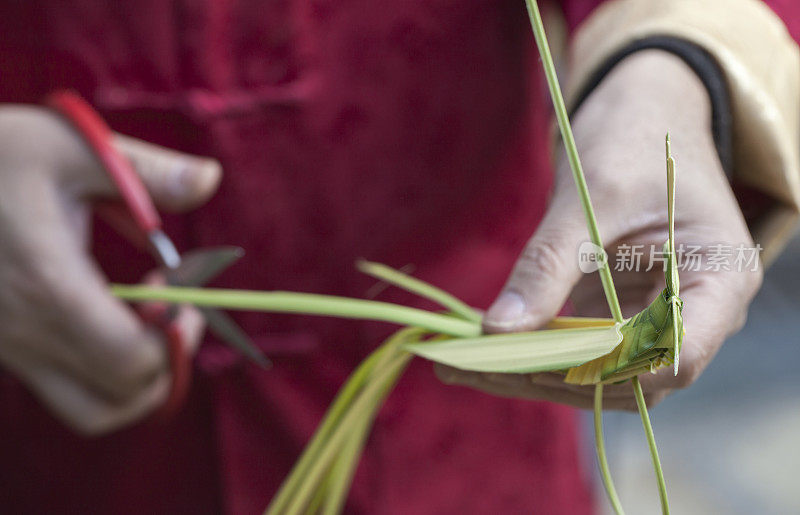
0, 105, 221, 435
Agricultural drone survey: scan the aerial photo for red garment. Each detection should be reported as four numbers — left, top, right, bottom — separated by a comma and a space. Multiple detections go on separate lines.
1, 0, 794, 513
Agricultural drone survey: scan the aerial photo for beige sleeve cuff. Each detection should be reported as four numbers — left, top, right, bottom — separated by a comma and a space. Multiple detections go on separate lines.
566, 0, 800, 265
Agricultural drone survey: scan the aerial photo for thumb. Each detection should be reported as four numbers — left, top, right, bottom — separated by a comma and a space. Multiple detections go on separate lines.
110, 133, 222, 212
484, 203, 591, 333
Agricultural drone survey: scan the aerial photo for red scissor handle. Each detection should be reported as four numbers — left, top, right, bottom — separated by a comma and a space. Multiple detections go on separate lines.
137, 304, 191, 418
45, 90, 162, 233
45, 90, 190, 416
161, 324, 190, 415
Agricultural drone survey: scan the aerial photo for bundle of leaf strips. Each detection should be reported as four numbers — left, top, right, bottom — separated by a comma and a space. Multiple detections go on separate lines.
114, 252, 679, 514
113, 1, 683, 513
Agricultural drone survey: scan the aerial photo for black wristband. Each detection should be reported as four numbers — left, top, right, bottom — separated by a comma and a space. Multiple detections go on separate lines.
570, 36, 733, 177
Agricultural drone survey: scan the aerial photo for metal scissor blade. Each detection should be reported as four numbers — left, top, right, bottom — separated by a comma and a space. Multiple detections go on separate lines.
168, 246, 245, 287
165, 246, 269, 367
201, 307, 271, 368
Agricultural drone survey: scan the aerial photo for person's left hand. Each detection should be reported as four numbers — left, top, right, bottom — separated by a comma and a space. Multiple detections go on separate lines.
436, 51, 763, 410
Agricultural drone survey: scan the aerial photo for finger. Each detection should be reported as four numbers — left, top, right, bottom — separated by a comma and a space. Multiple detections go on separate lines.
42, 269, 202, 412
571, 267, 661, 317
484, 198, 594, 333
17, 180, 169, 402
528, 372, 636, 398
600, 388, 672, 411
528, 372, 674, 408
436, 366, 670, 410
139, 270, 206, 356
77, 133, 221, 212
2, 344, 170, 435
635, 269, 759, 392
435, 364, 595, 408
36, 262, 204, 405
115, 135, 221, 211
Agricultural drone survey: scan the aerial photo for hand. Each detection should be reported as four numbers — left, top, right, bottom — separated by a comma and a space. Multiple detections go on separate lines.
0, 105, 221, 434
437, 51, 762, 410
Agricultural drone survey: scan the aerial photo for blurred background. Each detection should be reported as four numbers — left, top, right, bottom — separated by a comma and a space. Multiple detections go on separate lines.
584, 233, 800, 514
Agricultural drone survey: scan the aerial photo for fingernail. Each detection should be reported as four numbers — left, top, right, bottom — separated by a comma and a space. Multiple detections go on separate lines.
171, 159, 220, 198
485, 291, 526, 328
168, 161, 192, 197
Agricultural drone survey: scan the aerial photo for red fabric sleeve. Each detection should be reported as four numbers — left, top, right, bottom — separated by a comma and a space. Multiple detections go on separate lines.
762, 0, 800, 41
558, 0, 609, 32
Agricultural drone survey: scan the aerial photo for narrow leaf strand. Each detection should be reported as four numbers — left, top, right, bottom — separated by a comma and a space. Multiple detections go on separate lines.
594, 384, 625, 515
632, 377, 670, 515
523, 0, 623, 324
356, 260, 482, 323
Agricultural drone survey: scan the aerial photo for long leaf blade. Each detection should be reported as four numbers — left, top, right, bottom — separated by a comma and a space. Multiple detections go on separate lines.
112, 285, 481, 338
404, 325, 622, 373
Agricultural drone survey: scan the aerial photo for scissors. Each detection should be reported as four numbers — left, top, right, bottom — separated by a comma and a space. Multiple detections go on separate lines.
45, 90, 268, 415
